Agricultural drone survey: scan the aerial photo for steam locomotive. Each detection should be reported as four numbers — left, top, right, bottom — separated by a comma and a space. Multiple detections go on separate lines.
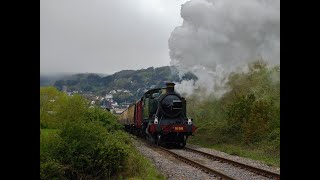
119, 82, 196, 148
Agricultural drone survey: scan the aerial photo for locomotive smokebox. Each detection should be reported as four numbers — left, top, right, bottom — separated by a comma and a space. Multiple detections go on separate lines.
166, 82, 175, 93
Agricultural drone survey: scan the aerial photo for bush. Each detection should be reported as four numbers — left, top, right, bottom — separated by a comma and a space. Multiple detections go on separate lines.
40, 129, 64, 179
187, 61, 280, 165
40, 87, 67, 129
58, 121, 129, 179
85, 107, 123, 131
40, 122, 131, 179
55, 94, 88, 125
40, 159, 64, 180
40, 88, 132, 179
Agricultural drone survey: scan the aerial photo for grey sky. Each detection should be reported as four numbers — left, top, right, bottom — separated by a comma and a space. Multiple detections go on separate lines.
40, 0, 188, 74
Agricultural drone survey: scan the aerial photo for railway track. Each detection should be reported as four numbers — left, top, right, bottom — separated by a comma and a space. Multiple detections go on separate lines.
138, 137, 280, 180
183, 147, 280, 180
156, 145, 236, 180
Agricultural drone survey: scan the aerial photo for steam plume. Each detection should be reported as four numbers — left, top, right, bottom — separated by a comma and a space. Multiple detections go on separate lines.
169, 0, 280, 97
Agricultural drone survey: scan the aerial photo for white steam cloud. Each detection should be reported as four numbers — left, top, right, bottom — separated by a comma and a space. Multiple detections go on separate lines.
169, 0, 280, 97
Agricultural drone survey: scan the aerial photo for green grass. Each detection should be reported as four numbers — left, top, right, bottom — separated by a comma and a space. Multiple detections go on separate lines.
125, 154, 166, 180
40, 128, 60, 138
137, 158, 165, 180
212, 144, 279, 167
115, 136, 165, 180
188, 136, 280, 167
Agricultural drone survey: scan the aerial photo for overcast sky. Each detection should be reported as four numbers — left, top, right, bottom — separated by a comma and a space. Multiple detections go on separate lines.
40, 0, 188, 74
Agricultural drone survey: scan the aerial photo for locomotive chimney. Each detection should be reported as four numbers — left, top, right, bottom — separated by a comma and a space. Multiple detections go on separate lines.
166, 82, 175, 93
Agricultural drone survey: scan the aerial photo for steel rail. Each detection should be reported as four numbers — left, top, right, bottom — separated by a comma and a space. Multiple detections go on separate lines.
184, 147, 280, 180
156, 145, 237, 180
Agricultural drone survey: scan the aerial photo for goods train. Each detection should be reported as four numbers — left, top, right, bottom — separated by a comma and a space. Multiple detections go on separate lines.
119, 82, 196, 148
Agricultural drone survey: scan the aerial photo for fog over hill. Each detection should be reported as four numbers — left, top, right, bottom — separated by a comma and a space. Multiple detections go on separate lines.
40, 66, 197, 103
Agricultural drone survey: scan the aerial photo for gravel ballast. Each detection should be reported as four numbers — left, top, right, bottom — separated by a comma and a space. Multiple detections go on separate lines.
132, 137, 280, 180
132, 138, 218, 180
186, 144, 280, 174
170, 148, 272, 180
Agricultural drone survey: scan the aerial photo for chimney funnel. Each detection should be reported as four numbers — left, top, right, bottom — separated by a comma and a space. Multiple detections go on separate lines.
166, 82, 175, 93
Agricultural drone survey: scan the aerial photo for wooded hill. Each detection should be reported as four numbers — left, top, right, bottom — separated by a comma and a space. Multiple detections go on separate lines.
41, 66, 197, 103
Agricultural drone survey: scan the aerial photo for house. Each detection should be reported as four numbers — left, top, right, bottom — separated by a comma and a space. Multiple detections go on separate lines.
109, 90, 117, 94
105, 94, 113, 100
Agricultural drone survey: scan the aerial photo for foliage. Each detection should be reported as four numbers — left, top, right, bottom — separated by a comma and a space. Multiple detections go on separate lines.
85, 107, 123, 131
40, 129, 64, 179
58, 122, 130, 179
113, 91, 135, 103
40, 87, 67, 129
40, 87, 163, 179
187, 61, 280, 166
118, 136, 166, 179
223, 61, 280, 144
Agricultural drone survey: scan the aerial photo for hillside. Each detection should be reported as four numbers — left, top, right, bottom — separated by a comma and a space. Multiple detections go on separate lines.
48, 66, 197, 103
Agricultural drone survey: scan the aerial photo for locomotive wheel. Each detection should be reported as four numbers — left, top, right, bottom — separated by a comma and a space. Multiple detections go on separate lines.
151, 135, 156, 144
177, 142, 185, 149
156, 135, 161, 146
147, 134, 155, 144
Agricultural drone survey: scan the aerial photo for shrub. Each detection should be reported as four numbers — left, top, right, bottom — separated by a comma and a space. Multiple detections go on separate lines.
40, 122, 131, 179
187, 61, 279, 148
85, 107, 123, 131
40, 88, 132, 179
40, 129, 64, 179
58, 121, 130, 179
40, 87, 67, 129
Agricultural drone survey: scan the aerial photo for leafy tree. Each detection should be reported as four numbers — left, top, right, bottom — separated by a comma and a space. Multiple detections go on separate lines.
187, 60, 280, 150
40, 87, 67, 128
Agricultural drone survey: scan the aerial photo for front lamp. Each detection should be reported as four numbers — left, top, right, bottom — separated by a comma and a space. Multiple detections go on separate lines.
154, 117, 159, 124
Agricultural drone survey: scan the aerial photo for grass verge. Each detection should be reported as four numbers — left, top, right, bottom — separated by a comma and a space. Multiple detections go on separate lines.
188, 136, 280, 167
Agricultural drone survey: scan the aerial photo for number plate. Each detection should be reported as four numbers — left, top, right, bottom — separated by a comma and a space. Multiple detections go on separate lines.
174, 127, 184, 131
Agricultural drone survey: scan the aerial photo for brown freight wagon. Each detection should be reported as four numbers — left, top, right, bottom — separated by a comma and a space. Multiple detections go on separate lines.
119, 101, 143, 135
119, 104, 135, 124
